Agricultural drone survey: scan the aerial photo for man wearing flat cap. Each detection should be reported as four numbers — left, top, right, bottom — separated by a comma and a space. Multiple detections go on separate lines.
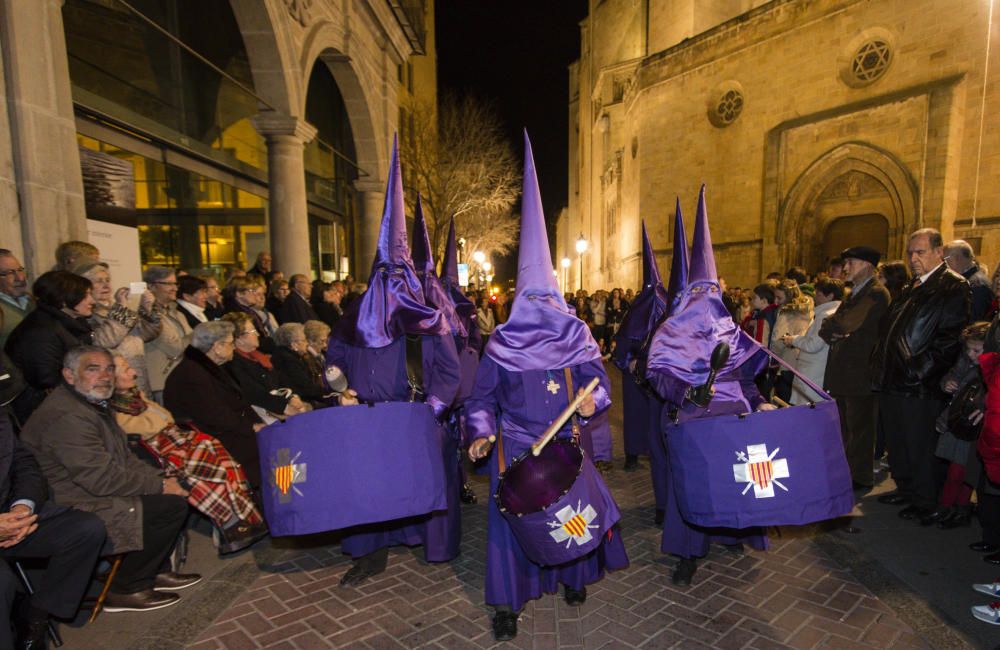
820, 245, 890, 488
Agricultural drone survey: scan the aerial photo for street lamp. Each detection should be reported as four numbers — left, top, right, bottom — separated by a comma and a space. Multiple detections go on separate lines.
472, 251, 486, 288
560, 257, 571, 292
575, 234, 588, 292
483, 262, 493, 273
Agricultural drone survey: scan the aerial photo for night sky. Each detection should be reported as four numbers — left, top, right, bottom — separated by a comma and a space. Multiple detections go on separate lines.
436, 0, 588, 281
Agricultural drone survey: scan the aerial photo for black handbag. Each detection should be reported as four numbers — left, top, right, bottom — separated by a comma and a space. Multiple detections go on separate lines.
947, 375, 986, 441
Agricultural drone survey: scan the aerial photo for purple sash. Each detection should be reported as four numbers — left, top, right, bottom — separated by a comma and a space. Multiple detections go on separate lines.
258, 402, 447, 536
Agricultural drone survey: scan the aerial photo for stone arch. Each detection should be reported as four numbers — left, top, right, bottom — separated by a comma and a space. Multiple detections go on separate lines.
299, 21, 381, 182
778, 142, 918, 271
228, 0, 301, 115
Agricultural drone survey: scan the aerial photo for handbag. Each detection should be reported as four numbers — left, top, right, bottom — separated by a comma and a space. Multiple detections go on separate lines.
947, 374, 986, 442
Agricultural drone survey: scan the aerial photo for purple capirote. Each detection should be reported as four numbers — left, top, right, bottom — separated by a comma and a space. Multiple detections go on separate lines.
465, 357, 628, 612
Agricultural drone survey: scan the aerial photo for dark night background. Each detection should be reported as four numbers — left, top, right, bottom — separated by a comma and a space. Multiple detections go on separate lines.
436, 0, 588, 283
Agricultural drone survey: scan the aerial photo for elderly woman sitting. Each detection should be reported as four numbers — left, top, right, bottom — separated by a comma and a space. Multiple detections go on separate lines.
271, 322, 328, 407
163, 321, 265, 489
112, 355, 267, 554
220, 312, 309, 421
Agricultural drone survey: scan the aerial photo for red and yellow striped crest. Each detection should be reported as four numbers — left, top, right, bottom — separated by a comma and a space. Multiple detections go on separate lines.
275, 465, 293, 494
749, 460, 773, 488
562, 514, 587, 538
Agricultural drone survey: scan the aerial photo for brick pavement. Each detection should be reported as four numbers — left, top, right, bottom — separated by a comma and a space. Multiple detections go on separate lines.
189, 456, 934, 650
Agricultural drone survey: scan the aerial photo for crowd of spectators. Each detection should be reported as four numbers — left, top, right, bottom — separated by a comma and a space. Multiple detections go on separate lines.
0, 246, 366, 645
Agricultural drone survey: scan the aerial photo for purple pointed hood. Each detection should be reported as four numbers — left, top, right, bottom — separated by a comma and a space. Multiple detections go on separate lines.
440, 216, 478, 342
330, 136, 448, 347
666, 197, 689, 315
412, 195, 466, 338
612, 220, 669, 369
484, 131, 600, 371
645, 185, 764, 405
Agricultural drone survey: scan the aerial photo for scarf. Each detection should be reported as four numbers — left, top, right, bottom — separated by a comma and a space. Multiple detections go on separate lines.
109, 386, 148, 417
237, 348, 273, 371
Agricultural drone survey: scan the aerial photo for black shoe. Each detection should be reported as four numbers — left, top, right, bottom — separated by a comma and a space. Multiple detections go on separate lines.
672, 558, 697, 586
985, 551, 1000, 565
154, 572, 202, 591
898, 505, 926, 520
339, 562, 383, 587
595, 461, 614, 475
459, 484, 478, 505
15, 619, 48, 650
877, 493, 909, 505
564, 585, 587, 605
919, 507, 952, 527
102, 589, 180, 612
217, 520, 269, 555
971, 541, 998, 553
623, 455, 639, 471
654, 509, 664, 526
492, 611, 518, 642
939, 510, 972, 529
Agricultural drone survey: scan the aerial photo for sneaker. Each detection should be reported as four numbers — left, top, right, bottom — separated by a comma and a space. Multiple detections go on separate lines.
972, 601, 1000, 625
102, 589, 180, 613
974, 580, 1000, 597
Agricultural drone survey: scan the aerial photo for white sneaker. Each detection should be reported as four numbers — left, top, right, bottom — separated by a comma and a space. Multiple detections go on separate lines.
971, 601, 1000, 625
973, 579, 1000, 597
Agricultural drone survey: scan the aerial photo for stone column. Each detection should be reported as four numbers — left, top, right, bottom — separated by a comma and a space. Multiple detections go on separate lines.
252, 111, 317, 276
353, 179, 386, 277
0, 0, 87, 274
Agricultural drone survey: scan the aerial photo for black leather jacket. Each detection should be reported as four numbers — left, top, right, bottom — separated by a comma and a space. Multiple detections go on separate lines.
870, 264, 970, 398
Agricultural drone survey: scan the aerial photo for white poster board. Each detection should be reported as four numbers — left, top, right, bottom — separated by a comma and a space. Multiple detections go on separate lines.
86, 219, 143, 284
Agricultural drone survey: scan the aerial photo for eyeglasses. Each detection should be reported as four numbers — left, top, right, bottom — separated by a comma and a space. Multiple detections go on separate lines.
151, 281, 178, 286
238, 329, 259, 337
0, 267, 25, 277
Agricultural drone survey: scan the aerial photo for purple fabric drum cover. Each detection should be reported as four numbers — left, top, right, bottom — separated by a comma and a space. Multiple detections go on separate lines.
665, 399, 854, 529
496, 439, 621, 566
258, 402, 447, 536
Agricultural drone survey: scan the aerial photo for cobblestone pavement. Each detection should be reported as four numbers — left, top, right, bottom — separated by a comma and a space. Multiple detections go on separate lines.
186, 461, 941, 649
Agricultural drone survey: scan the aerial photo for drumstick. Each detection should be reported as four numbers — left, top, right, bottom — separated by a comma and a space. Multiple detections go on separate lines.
488, 435, 496, 443
531, 377, 601, 456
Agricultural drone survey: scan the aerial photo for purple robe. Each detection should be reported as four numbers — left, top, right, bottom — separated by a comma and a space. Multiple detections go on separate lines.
466, 357, 629, 612
326, 333, 462, 561
618, 367, 652, 457
648, 364, 769, 558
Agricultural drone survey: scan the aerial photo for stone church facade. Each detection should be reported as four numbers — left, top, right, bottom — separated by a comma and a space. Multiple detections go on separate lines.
557, 0, 1000, 290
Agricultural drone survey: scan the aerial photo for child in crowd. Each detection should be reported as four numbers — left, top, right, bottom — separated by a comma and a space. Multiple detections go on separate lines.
741, 283, 778, 346
928, 322, 989, 528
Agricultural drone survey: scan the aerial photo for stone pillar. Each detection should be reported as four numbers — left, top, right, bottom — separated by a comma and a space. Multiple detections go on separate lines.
0, 0, 87, 275
354, 179, 386, 277
252, 111, 317, 276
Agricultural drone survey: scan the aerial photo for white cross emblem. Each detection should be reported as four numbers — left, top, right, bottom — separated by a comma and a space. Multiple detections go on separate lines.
733, 443, 789, 499
546, 379, 560, 395
548, 500, 599, 547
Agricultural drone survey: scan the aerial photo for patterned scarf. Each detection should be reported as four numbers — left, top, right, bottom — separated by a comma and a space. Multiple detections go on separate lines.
109, 386, 148, 417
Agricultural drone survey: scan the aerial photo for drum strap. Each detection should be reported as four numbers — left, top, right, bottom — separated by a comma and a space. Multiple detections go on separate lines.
496, 429, 506, 474
564, 368, 581, 443
404, 335, 426, 402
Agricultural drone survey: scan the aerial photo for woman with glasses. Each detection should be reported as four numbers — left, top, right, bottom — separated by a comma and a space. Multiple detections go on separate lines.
223, 277, 275, 352
271, 322, 328, 407
73, 260, 161, 396
143, 266, 193, 405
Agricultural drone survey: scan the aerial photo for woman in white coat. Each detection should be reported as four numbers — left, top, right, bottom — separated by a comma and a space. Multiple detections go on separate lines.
780, 278, 845, 404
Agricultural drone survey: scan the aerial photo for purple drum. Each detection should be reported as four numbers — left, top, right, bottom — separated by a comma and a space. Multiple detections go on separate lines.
495, 438, 621, 566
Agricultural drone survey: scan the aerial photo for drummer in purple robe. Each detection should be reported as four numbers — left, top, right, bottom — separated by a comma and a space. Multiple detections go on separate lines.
436, 215, 482, 503
327, 138, 461, 587
467, 133, 629, 642
645, 187, 771, 587
611, 215, 678, 524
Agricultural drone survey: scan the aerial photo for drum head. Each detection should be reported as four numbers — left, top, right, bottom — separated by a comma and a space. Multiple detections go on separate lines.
497, 438, 583, 515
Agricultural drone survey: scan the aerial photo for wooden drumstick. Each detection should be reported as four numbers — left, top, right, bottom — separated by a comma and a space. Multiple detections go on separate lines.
531, 376, 601, 457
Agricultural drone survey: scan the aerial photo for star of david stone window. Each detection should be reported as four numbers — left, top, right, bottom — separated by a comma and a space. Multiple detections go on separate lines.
852, 40, 892, 83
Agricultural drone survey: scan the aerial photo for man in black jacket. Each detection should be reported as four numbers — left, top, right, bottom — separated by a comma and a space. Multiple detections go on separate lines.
820, 246, 890, 489
0, 408, 106, 648
871, 228, 971, 519
277, 275, 319, 325
944, 239, 994, 321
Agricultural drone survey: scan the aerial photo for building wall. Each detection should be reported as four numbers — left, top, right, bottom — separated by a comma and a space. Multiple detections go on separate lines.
562, 0, 1000, 290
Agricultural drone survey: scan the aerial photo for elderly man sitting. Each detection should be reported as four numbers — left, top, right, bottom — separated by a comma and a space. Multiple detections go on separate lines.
20, 346, 200, 613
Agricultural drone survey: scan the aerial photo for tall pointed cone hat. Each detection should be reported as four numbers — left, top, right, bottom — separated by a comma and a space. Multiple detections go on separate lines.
411, 194, 466, 338
442, 216, 460, 287
665, 198, 689, 315
484, 131, 600, 371
439, 215, 477, 341
644, 185, 766, 405
611, 219, 670, 370
330, 135, 447, 347
688, 184, 716, 283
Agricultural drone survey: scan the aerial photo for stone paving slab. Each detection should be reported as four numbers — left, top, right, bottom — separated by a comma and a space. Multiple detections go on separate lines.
188, 457, 936, 649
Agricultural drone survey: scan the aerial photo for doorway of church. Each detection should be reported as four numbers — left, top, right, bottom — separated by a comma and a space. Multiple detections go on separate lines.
822, 214, 889, 267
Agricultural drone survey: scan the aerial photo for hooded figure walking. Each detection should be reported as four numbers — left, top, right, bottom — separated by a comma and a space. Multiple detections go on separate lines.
327, 137, 461, 586
466, 133, 629, 642
645, 187, 771, 586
